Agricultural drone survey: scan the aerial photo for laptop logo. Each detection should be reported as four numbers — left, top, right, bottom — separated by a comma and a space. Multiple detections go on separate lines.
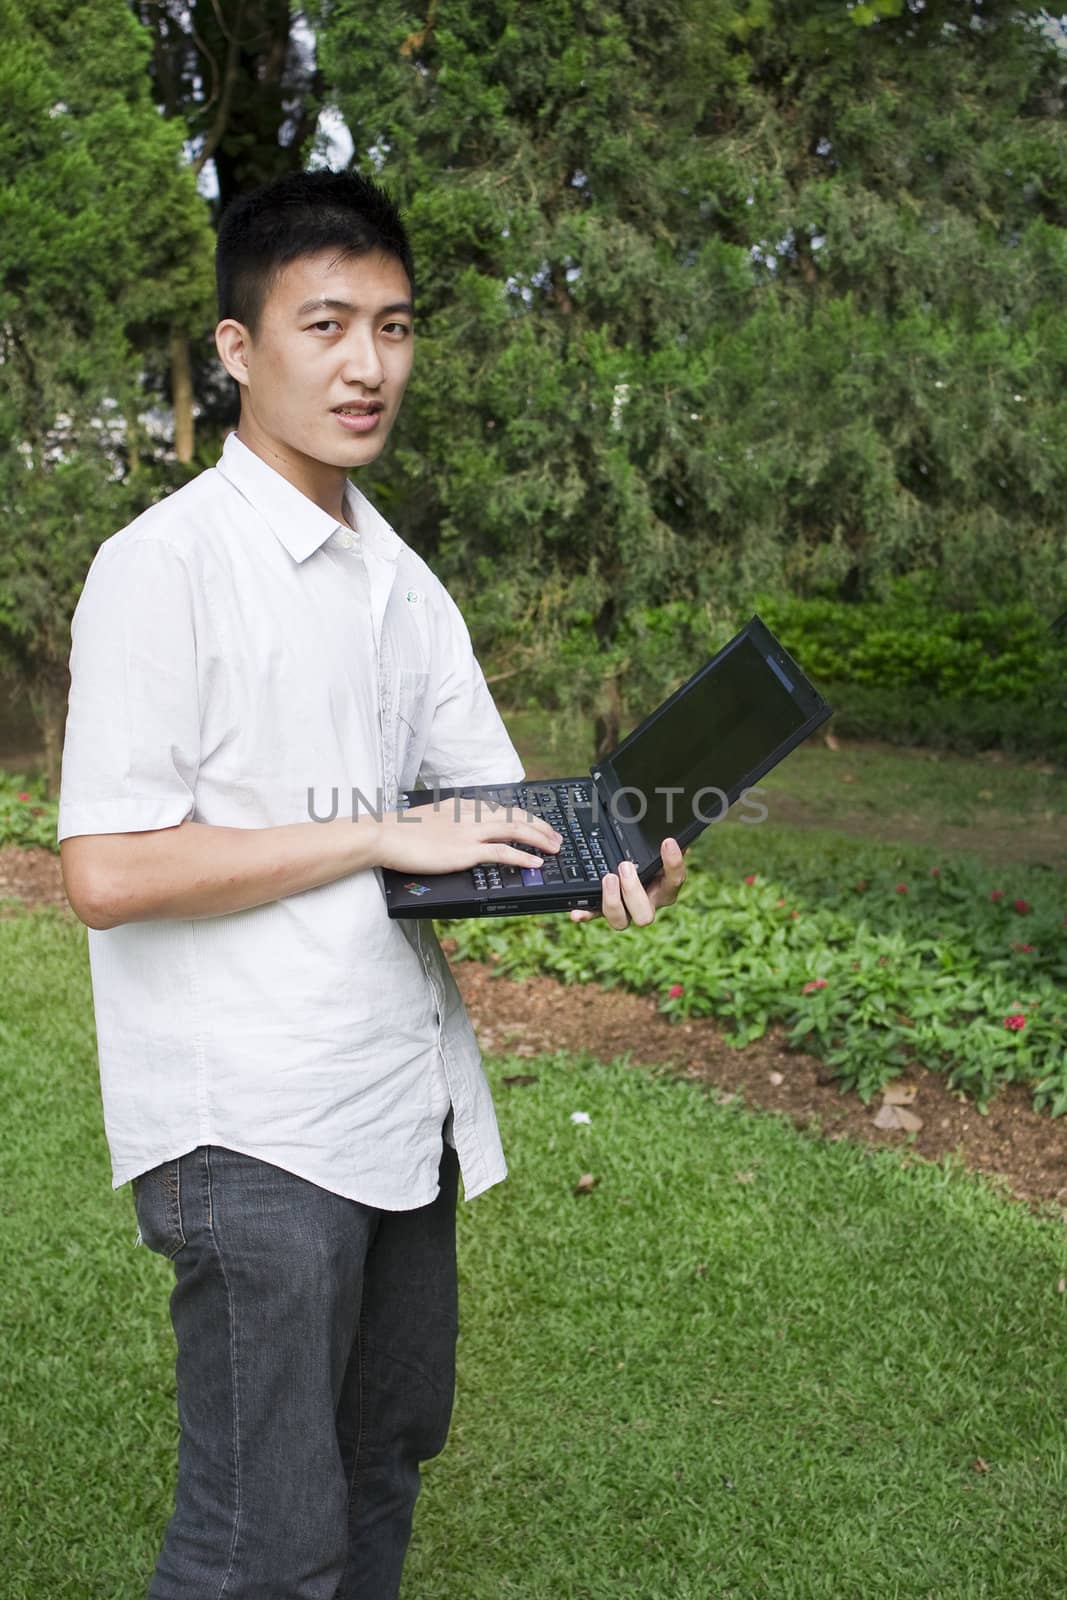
403, 880, 431, 896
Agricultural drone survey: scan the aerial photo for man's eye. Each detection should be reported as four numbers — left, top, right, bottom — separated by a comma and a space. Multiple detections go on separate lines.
382, 322, 411, 337
310, 319, 341, 333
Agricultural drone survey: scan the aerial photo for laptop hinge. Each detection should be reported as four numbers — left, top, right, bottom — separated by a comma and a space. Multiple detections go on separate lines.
588, 770, 628, 872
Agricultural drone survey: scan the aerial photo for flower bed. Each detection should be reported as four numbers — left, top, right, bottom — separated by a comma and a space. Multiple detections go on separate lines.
0, 775, 58, 852
442, 830, 1067, 1116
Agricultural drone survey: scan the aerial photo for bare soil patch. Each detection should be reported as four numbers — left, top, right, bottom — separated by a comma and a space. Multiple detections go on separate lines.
450, 956, 1067, 1219
4, 846, 1065, 1217
0, 845, 69, 913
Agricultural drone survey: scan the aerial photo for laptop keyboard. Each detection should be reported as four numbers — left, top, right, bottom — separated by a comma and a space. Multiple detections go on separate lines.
470, 782, 611, 892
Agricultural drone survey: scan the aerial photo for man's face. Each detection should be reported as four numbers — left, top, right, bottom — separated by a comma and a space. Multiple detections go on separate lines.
217, 247, 414, 484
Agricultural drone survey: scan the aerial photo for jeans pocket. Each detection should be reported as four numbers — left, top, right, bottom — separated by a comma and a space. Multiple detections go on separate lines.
132, 1158, 187, 1259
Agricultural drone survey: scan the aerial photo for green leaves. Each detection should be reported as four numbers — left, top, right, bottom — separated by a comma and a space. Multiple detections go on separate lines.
317, 0, 1067, 746
441, 836, 1067, 1115
0, 2, 215, 784
0, 774, 59, 853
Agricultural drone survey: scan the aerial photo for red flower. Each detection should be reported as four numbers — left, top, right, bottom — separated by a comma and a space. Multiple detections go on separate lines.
790, 911, 800, 919
16, 791, 30, 802
802, 978, 828, 994
930, 867, 941, 878
854, 880, 868, 892
743, 874, 756, 885
667, 983, 685, 1000
1013, 899, 1031, 915
776, 897, 786, 907
1003, 1014, 1026, 1032
895, 883, 908, 895
990, 890, 1004, 902
1013, 944, 1033, 954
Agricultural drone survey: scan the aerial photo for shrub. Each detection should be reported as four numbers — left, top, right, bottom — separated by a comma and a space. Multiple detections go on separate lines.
0, 775, 59, 852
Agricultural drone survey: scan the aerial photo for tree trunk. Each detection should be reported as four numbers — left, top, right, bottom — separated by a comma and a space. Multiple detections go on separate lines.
593, 671, 624, 761
170, 326, 195, 463
28, 667, 70, 799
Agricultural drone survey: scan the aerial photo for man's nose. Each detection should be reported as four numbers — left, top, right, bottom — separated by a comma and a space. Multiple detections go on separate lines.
339, 327, 385, 389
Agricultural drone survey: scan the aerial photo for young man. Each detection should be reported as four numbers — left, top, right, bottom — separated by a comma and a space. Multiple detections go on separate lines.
59, 169, 686, 1600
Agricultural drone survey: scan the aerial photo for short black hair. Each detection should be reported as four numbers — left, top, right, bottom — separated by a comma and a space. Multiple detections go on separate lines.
215, 169, 415, 332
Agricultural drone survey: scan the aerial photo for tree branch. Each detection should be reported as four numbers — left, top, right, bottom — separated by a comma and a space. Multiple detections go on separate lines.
194, 0, 246, 175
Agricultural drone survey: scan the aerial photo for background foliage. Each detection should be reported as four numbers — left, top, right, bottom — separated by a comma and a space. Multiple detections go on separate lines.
2, 1, 1067, 780
317, 0, 1067, 748
0, 0, 214, 786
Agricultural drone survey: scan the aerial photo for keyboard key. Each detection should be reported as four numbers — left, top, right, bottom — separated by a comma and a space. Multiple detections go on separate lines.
521, 868, 544, 886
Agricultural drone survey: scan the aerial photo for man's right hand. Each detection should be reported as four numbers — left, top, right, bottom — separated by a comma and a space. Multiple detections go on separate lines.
61, 800, 562, 931
372, 799, 562, 876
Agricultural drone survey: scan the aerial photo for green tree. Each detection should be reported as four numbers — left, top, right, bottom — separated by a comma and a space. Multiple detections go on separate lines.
132, 1, 324, 457
0, 0, 215, 789
315, 0, 1067, 739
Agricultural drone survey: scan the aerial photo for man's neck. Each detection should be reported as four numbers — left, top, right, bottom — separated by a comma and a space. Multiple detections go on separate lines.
235, 420, 350, 526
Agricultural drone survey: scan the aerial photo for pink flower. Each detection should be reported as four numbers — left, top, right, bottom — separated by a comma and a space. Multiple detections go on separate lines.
802, 978, 828, 995
930, 867, 941, 878
16, 791, 30, 802
1013, 899, 1031, 915
667, 983, 684, 1000
1003, 1014, 1026, 1032
990, 890, 1004, 902
743, 874, 756, 885
895, 883, 908, 895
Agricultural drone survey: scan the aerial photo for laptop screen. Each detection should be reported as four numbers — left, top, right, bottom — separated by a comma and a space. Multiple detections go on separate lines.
605, 633, 810, 844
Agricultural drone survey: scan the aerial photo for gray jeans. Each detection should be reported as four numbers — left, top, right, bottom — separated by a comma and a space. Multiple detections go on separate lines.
132, 1138, 459, 1599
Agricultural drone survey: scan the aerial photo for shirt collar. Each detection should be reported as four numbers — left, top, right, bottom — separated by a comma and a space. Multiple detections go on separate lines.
216, 432, 401, 565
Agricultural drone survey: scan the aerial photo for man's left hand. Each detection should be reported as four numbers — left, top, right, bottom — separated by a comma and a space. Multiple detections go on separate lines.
569, 837, 687, 931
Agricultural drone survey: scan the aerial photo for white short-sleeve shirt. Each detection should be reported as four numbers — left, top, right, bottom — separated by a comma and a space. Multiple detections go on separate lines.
59, 433, 524, 1208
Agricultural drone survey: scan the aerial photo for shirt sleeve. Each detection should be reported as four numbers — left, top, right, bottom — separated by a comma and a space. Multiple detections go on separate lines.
418, 583, 525, 790
58, 537, 201, 841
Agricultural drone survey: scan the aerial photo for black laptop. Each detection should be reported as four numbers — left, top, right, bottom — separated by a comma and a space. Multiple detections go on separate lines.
382, 614, 831, 919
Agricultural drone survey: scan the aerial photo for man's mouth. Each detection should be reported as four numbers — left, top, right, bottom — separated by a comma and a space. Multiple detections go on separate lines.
332, 402, 384, 434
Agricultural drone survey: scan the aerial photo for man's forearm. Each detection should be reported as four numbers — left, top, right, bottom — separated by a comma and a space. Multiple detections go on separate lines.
62, 797, 560, 930
61, 817, 379, 930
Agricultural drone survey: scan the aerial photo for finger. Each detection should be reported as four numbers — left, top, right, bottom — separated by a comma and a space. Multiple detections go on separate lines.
617, 859, 655, 926
648, 839, 686, 907
659, 837, 687, 886
496, 845, 546, 868
476, 821, 560, 855
459, 801, 559, 848
485, 804, 560, 849
569, 907, 599, 922
495, 815, 562, 851
521, 807, 565, 847
598, 872, 631, 931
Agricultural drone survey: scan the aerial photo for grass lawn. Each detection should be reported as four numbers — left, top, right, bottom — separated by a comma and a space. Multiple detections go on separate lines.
3, 911, 1067, 1598
502, 708, 1067, 871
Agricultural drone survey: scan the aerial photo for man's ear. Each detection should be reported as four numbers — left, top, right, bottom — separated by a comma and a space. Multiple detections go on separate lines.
215, 319, 252, 388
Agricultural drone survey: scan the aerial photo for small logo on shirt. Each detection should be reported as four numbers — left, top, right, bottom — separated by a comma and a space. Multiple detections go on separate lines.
404, 588, 421, 605
402, 881, 431, 896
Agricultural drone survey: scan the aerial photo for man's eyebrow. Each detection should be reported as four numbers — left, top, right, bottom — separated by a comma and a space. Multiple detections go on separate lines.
295, 297, 415, 318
